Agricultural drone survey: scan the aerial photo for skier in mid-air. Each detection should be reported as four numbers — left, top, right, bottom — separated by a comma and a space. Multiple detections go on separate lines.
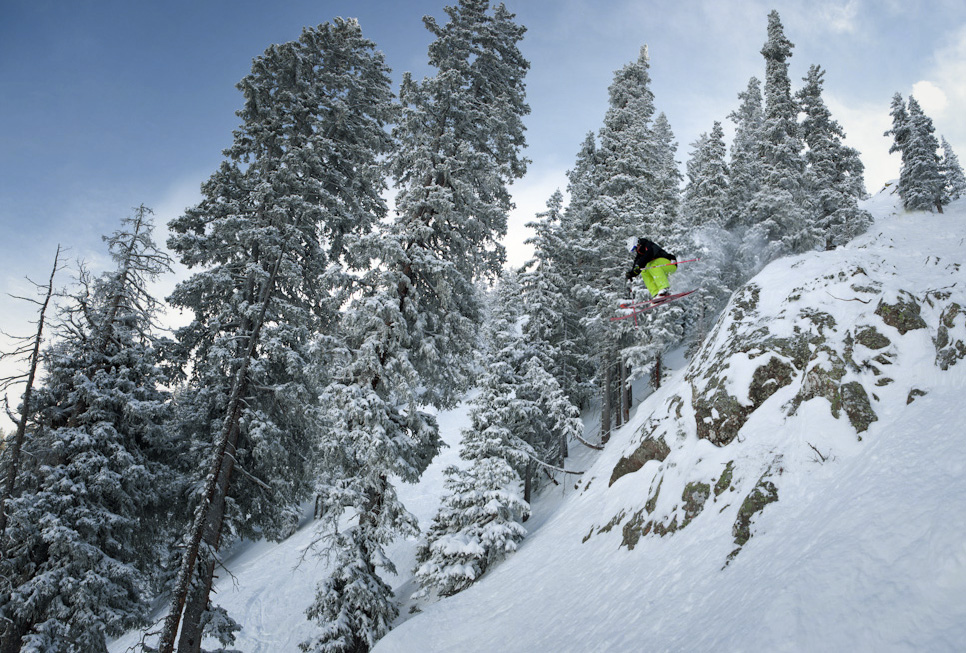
625, 236, 677, 300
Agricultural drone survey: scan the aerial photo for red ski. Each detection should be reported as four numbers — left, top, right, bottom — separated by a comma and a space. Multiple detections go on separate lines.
611, 289, 697, 324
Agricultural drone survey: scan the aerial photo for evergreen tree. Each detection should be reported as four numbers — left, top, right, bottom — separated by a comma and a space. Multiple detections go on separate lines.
158, 20, 396, 653
413, 277, 581, 599
412, 282, 530, 599
554, 133, 601, 406
681, 122, 734, 351
742, 11, 820, 269
886, 92, 912, 165
725, 77, 764, 233
900, 96, 945, 212
649, 112, 684, 223
796, 64, 872, 248
941, 136, 966, 202
303, 3, 529, 650
684, 122, 729, 231
520, 191, 593, 406
571, 46, 661, 435
0, 208, 175, 653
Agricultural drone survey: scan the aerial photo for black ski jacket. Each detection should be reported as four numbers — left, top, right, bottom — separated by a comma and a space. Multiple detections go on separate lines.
625, 238, 676, 279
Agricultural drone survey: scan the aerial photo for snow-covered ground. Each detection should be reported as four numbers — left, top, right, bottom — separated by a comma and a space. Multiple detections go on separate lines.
113, 189, 966, 652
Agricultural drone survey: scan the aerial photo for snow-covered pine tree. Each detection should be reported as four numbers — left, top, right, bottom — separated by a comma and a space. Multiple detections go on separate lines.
941, 136, 966, 202
571, 46, 660, 434
725, 77, 764, 234
520, 191, 594, 407
157, 20, 396, 653
553, 133, 601, 405
684, 123, 730, 232
412, 280, 531, 599
900, 95, 945, 213
742, 11, 820, 269
0, 207, 176, 653
796, 64, 872, 249
649, 112, 684, 222
413, 275, 581, 600
681, 121, 734, 352
303, 3, 529, 651
885, 92, 912, 164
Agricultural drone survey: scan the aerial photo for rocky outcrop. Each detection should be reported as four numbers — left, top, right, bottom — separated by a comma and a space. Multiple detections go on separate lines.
609, 427, 670, 486
587, 242, 966, 564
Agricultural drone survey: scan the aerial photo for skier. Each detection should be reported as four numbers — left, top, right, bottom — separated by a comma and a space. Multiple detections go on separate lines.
625, 236, 677, 300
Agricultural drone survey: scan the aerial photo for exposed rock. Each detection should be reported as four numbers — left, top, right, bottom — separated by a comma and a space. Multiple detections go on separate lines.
935, 303, 966, 370
609, 435, 670, 486
875, 293, 927, 335
748, 357, 796, 407
681, 482, 711, 527
906, 388, 927, 404
732, 474, 779, 547
714, 461, 735, 497
644, 476, 663, 515
855, 326, 891, 350
841, 381, 877, 433
621, 510, 646, 550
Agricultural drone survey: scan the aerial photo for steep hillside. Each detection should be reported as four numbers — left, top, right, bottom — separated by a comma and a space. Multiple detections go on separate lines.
375, 188, 966, 651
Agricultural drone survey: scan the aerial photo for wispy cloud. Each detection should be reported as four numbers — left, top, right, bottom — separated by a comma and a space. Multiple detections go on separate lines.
818, 0, 861, 33
921, 23, 966, 148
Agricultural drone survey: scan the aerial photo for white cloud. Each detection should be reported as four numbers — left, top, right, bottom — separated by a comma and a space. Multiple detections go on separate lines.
924, 24, 966, 149
826, 94, 899, 194
505, 167, 570, 269
911, 80, 949, 115
819, 0, 861, 33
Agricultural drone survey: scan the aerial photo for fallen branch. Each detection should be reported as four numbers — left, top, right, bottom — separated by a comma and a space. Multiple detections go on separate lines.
526, 452, 584, 476
807, 441, 830, 463
574, 431, 604, 451
825, 291, 870, 304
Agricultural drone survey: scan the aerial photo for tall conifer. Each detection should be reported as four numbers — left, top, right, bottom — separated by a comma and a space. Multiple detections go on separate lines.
0, 208, 175, 653
158, 20, 396, 653
303, 3, 529, 650
796, 64, 872, 248
742, 11, 820, 271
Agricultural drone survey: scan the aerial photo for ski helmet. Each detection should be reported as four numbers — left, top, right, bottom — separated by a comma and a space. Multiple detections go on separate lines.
626, 236, 638, 253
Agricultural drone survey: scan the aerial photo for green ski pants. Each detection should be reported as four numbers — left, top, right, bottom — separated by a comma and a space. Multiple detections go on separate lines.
640, 258, 676, 296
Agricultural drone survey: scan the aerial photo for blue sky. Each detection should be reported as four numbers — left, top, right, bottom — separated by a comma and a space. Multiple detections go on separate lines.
1, 0, 965, 377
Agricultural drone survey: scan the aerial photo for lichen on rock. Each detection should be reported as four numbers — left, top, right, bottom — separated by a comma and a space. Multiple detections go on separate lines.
609, 431, 670, 486
841, 381, 877, 433
732, 473, 779, 548
935, 302, 966, 370
714, 461, 735, 497
681, 482, 711, 527
875, 293, 927, 335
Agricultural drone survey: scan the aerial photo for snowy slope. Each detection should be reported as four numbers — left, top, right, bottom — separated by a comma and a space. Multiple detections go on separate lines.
374, 188, 966, 652
113, 189, 966, 652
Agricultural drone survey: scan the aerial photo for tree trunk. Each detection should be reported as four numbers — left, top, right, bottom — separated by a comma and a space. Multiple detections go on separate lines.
522, 459, 533, 520
157, 254, 281, 653
623, 361, 632, 423
176, 434, 237, 653
600, 363, 612, 444
653, 352, 663, 390
0, 245, 59, 538
614, 357, 625, 428
0, 619, 30, 653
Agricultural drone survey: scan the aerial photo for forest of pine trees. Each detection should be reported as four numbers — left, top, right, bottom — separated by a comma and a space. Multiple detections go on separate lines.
0, 5, 963, 652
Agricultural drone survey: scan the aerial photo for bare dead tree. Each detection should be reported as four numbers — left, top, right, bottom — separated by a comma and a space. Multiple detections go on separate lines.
0, 245, 61, 538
